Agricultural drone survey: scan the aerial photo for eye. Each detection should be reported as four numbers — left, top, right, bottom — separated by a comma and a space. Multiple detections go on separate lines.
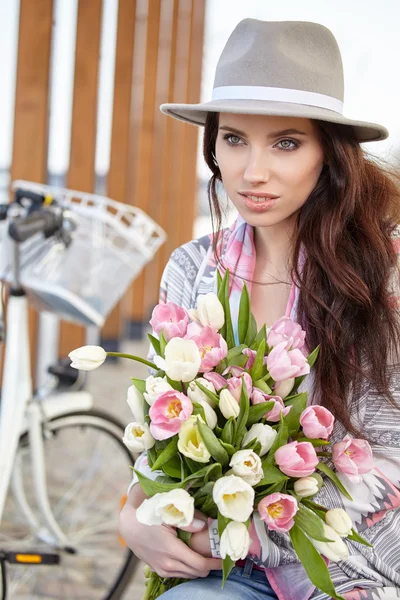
275, 139, 299, 151
222, 133, 243, 146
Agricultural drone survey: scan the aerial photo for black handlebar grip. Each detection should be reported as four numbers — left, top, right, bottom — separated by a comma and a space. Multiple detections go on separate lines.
14, 188, 45, 207
8, 209, 63, 243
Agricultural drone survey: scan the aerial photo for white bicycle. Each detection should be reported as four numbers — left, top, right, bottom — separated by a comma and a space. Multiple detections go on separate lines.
0, 181, 166, 599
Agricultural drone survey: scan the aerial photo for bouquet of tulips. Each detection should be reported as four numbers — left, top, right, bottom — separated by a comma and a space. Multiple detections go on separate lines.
69, 269, 373, 600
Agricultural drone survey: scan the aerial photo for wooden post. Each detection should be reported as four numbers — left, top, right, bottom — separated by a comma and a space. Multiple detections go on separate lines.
125, 0, 162, 337
100, 0, 137, 351
58, 0, 103, 357
10, 0, 54, 379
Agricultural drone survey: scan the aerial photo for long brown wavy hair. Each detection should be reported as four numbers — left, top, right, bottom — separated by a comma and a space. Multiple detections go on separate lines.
203, 111, 400, 437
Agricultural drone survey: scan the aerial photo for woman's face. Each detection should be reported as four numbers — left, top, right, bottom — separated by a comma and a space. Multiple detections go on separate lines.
215, 113, 325, 229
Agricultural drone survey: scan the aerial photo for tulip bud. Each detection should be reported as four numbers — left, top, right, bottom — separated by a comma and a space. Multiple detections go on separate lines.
325, 508, 353, 538
122, 422, 155, 452
187, 378, 217, 408
69, 345, 107, 371
197, 293, 225, 330
127, 385, 145, 423
219, 389, 240, 419
308, 523, 349, 562
198, 400, 218, 429
242, 423, 277, 456
293, 476, 320, 498
273, 378, 295, 399
220, 521, 251, 561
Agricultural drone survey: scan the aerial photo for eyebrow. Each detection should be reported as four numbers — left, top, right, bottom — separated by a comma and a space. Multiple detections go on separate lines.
218, 126, 308, 138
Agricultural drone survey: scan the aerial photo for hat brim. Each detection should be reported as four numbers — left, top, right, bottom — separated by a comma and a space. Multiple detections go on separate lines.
160, 99, 388, 142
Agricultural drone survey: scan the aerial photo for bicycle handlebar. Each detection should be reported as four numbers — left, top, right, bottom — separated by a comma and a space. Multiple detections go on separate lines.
8, 208, 63, 243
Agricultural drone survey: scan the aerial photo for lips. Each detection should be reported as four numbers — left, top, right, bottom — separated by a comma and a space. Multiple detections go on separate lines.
240, 193, 279, 203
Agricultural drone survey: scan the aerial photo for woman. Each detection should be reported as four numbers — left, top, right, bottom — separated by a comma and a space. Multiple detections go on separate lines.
119, 19, 400, 599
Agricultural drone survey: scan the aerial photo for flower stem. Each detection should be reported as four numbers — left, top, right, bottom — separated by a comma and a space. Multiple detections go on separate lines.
106, 352, 157, 369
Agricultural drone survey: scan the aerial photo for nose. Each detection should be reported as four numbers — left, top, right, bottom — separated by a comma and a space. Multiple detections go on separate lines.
243, 147, 270, 185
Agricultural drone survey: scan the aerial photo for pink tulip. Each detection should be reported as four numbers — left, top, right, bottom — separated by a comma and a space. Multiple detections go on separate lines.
150, 302, 189, 342
223, 365, 246, 377
274, 441, 319, 477
300, 406, 335, 440
332, 435, 374, 483
267, 317, 306, 351
258, 493, 298, 532
203, 371, 228, 391
185, 325, 228, 372
242, 348, 257, 370
251, 389, 292, 422
266, 341, 310, 382
227, 373, 253, 402
149, 390, 193, 440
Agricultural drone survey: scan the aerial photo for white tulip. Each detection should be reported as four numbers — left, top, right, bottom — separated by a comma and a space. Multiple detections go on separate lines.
198, 400, 218, 429
294, 476, 320, 498
122, 422, 155, 453
68, 345, 107, 371
220, 521, 251, 561
136, 489, 194, 527
154, 338, 201, 382
188, 308, 201, 324
187, 378, 217, 408
196, 293, 225, 330
143, 376, 173, 406
241, 423, 277, 456
273, 378, 296, 399
178, 416, 211, 463
325, 509, 353, 538
308, 523, 349, 561
229, 450, 264, 486
213, 475, 254, 522
219, 389, 240, 419
127, 385, 145, 423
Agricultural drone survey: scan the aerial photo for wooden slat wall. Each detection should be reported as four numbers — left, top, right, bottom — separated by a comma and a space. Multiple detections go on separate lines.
10, 0, 54, 378
58, 0, 103, 357
8, 0, 205, 368
128, 0, 206, 329
100, 0, 137, 349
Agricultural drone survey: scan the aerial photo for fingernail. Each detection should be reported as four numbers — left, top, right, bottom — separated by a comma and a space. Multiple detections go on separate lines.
192, 518, 206, 530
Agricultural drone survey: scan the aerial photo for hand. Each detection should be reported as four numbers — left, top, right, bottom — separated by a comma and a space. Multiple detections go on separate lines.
119, 498, 222, 579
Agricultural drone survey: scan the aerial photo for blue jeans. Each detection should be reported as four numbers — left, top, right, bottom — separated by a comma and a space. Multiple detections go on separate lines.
159, 559, 278, 599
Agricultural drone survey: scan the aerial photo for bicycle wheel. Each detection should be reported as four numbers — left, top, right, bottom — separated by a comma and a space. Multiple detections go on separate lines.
0, 409, 139, 600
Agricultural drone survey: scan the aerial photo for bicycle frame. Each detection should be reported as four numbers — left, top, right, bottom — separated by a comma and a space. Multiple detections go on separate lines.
0, 289, 93, 548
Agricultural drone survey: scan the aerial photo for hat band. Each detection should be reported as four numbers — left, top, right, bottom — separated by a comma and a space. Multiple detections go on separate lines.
211, 86, 344, 114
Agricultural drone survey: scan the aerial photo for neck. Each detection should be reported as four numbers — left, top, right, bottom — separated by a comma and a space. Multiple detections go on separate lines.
253, 218, 296, 282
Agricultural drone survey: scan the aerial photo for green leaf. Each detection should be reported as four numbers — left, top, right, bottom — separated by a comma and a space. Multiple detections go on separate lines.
201, 495, 218, 517
184, 456, 203, 474
347, 528, 373, 548
159, 331, 168, 358
234, 379, 250, 445
262, 413, 289, 465
219, 440, 236, 456
195, 381, 220, 405
247, 401, 275, 426
294, 505, 334, 542
166, 376, 182, 392
255, 464, 288, 487
316, 462, 353, 501
254, 480, 286, 503
204, 462, 222, 483
222, 556, 236, 588
253, 379, 272, 394
151, 437, 179, 471
177, 529, 192, 546
307, 344, 320, 368
218, 269, 235, 349
289, 525, 346, 600
228, 354, 249, 368
245, 313, 258, 347
133, 469, 185, 496
295, 437, 330, 446
250, 323, 267, 351
238, 282, 251, 344
284, 392, 308, 435
146, 446, 157, 469
192, 401, 207, 423
227, 344, 247, 361
162, 456, 182, 480
147, 333, 161, 357
221, 417, 235, 444
198, 420, 230, 466
250, 339, 266, 381
130, 377, 146, 394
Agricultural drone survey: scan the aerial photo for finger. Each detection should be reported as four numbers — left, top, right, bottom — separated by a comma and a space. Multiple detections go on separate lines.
155, 559, 210, 580
176, 543, 223, 572
179, 517, 207, 533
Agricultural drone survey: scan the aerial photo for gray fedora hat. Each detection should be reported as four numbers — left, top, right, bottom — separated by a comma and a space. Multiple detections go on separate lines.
160, 19, 388, 142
